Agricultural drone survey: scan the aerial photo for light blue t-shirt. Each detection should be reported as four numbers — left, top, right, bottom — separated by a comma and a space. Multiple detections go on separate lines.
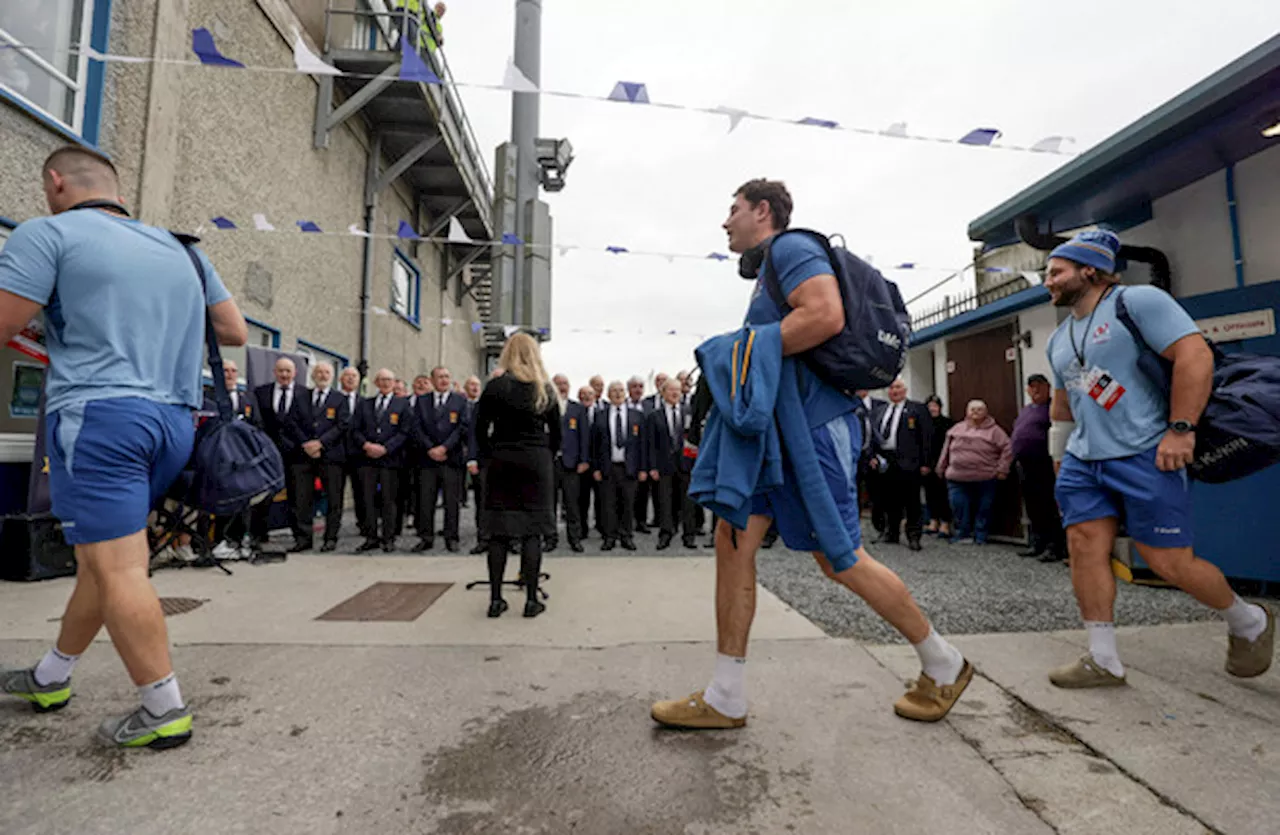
0, 209, 232, 413
1046, 285, 1199, 461
744, 232, 856, 429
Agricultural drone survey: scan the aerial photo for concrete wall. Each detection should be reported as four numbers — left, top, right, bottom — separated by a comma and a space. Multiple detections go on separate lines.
1233, 141, 1280, 288
931, 340, 950, 413
902, 346, 935, 403
1015, 303, 1060, 404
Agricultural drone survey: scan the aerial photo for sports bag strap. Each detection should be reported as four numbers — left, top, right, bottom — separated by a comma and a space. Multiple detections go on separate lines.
171, 232, 233, 424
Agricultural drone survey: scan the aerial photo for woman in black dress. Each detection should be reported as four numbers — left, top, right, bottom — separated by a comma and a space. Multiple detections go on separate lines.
923, 395, 955, 537
473, 333, 561, 618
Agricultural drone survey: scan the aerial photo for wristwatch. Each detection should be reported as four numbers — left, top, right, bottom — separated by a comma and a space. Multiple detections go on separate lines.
1168, 420, 1196, 434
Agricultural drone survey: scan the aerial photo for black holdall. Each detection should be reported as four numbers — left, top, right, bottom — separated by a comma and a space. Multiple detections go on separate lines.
171, 233, 284, 515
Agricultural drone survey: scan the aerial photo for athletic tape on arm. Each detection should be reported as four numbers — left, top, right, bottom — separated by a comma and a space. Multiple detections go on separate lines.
1049, 420, 1074, 462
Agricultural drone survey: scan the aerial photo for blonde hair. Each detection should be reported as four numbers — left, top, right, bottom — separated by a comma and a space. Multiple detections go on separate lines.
498, 332, 552, 411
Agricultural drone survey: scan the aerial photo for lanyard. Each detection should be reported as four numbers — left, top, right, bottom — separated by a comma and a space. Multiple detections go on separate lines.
1069, 285, 1116, 368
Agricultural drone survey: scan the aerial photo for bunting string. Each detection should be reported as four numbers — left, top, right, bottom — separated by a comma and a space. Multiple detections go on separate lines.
0, 30, 1078, 156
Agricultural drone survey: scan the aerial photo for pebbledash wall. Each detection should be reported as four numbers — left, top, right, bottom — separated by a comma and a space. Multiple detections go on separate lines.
0, 0, 487, 464
903, 141, 1280, 412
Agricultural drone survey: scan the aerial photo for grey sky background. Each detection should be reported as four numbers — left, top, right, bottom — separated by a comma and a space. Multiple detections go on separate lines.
442, 1, 1280, 392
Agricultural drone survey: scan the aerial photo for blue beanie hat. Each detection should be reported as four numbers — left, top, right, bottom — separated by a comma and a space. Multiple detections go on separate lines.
1049, 228, 1121, 274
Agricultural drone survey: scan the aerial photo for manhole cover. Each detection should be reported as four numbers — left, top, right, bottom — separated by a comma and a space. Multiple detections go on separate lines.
316, 582, 452, 622
159, 597, 207, 617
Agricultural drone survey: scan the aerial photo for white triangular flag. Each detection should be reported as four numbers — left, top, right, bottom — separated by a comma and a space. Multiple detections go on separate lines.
371, 306, 388, 316
293, 31, 340, 76
252, 213, 275, 232
712, 105, 748, 133
881, 122, 908, 138
447, 216, 472, 244
501, 58, 539, 92
1031, 135, 1075, 154
441, 317, 453, 326
347, 224, 369, 237
558, 246, 570, 257
502, 325, 519, 337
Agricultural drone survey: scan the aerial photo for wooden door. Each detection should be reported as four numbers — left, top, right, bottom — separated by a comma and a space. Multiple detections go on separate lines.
944, 323, 1024, 539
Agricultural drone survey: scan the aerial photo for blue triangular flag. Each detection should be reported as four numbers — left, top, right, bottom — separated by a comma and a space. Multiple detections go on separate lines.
667, 330, 677, 335
798, 117, 838, 129
984, 266, 1012, 273
894, 263, 915, 270
399, 36, 441, 84
471, 322, 484, 333
605, 245, 628, 254
192, 28, 244, 68
608, 81, 649, 104
211, 216, 237, 230
959, 128, 1001, 146
537, 327, 549, 336
297, 220, 322, 233
706, 252, 729, 261
397, 220, 417, 239
501, 233, 522, 245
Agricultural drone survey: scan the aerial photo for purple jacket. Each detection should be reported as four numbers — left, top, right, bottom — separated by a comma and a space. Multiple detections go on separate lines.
1010, 402, 1051, 458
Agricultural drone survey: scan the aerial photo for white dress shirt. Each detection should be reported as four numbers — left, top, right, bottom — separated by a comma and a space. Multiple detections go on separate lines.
880, 401, 905, 450
610, 404, 627, 464
273, 383, 294, 414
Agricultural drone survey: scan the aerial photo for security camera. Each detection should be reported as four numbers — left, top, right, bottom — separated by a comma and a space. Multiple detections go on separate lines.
535, 137, 574, 192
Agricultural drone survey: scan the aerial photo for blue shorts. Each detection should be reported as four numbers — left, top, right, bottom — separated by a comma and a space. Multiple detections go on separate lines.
750, 412, 862, 571
48, 397, 195, 545
1055, 446, 1193, 549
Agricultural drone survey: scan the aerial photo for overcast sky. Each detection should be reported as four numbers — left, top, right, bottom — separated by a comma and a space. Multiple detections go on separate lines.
441, 1, 1280, 393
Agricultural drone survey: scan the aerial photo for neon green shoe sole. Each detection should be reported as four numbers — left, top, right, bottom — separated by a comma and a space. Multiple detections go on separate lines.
1, 668, 72, 713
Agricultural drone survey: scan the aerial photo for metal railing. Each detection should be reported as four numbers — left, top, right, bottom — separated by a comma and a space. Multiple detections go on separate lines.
909, 274, 1037, 331
323, 1, 494, 216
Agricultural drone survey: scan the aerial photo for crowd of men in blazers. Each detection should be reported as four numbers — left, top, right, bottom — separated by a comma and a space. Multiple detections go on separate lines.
207, 359, 711, 558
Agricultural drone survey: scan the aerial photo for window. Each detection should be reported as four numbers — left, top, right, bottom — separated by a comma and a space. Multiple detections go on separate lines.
0, 1, 97, 137
246, 317, 281, 349
296, 339, 349, 374
391, 249, 421, 326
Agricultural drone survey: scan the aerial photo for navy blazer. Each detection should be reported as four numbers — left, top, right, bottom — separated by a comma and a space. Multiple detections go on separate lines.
870, 399, 932, 471
352, 394, 412, 468
558, 400, 590, 469
253, 383, 317, 464
309, 389, 351, 464
412, 391, 469, 468
590, 404, 648, 478
201, 388, 258, 426
463, 398, 480, 463
647, 401, 693, 475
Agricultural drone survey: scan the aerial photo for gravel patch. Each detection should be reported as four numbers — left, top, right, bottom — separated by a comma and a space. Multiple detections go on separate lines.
756, 534, 1224, 643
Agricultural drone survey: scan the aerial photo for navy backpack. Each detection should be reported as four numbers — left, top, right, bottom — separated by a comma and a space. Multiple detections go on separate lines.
762, 229, 911, 394
173, 234, 285, 515
1115, 287, 1280, 483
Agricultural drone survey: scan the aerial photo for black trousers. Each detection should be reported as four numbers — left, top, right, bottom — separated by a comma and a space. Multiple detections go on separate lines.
859, 455, 886, 534
358, 466, 400, 542
418, 465, 463, 543
1017, 455, 1065, 551
579, 472, 599, 535
556, 465, 584, 543
881, 456, 922, 541
317, 461, 346, 543
654, 469, 694, 537
249, 460, 314, 544
472, 469, 488, 545
601, 464, 637, 542
924, 471, 952, 525
634, 479, 651, 528
345, 461, 367, 534
396, 466, 416, 535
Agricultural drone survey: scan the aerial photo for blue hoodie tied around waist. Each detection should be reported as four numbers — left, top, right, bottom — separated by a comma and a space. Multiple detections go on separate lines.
689, 323, 854, 567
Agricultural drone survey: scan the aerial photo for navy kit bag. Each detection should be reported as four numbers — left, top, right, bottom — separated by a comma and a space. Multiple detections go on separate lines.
762, 228, 911, 394
1115, 287, 1280, 483
173, 233, 285, 514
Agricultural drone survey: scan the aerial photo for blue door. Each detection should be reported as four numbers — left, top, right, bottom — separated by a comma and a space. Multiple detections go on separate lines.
1179, 281, 1280, 583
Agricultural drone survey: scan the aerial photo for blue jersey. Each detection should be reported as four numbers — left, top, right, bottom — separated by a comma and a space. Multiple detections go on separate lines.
0, 209, 232, 413
744, 233, 856, 428
1046, 285, 1199, 461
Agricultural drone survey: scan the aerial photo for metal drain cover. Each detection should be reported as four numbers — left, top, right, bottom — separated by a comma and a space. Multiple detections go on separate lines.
158, 597, 207, 617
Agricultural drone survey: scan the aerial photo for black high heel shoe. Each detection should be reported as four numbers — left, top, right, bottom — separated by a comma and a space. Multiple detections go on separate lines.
523, 599, 546, 619
487, 599, 508, 618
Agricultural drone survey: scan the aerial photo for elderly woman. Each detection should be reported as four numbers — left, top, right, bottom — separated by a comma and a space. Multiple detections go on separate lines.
922, 395, 954, 538
935, 400, 1012, 545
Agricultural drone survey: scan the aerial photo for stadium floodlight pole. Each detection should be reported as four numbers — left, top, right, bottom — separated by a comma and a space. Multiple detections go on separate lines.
509, 0, 542, 327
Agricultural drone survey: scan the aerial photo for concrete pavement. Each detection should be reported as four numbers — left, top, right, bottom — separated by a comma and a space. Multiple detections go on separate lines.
0, 551, 1275, 833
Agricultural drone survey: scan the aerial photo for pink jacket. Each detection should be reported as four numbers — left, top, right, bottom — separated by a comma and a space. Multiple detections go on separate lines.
936, 417, 1013, 482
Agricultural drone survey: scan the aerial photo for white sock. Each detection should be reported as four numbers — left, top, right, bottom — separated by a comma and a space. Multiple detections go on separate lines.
1085, 621, 1125, 677
1221, 595, 1268, 642
139, 673, 185, 717
912, 627, 965, 686
703, 653, 747, 719
33, 647, 79, 687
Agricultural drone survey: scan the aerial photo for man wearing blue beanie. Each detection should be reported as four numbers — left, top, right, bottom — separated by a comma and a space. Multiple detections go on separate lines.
1043, 229, 1273, 688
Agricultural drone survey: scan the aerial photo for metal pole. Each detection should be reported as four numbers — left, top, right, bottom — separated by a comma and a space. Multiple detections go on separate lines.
358, 132, 382, 383
510, 0, 541, 326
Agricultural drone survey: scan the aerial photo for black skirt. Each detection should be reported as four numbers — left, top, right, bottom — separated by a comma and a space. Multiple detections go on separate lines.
483, 445, 555, 537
